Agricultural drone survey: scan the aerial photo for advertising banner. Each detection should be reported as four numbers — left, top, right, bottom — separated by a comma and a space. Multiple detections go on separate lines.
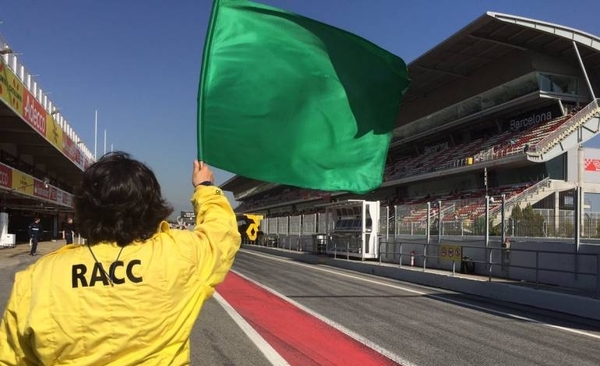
584, 159, 600, 172
65, 194, 73, 206
50, 186, 58, 201
1, 161, 74, 207
45, 114, 64, 151
0, 60, 7, 108
11, 170, 33, 196
83, 156, 92, 170
1, 60, 84, 172
33, 179, 51, 199
0, 59, 24, 115
61, 192, 74, 208
23, 89, 47, 136
0, 163, 12, 189
62, 134, 83, 167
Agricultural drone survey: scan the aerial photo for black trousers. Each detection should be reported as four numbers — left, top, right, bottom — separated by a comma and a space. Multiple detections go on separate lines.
30, 237, 39, 254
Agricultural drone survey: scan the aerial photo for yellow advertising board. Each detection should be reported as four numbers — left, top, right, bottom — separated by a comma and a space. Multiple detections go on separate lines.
439, 244, 462, 261
0, 58, 24, 115
11, 170, 34, 196
45, 114, 64, 150
0, 60, 11, 109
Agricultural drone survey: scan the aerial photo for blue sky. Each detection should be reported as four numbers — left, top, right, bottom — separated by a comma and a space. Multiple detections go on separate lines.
1, 0, 599, 216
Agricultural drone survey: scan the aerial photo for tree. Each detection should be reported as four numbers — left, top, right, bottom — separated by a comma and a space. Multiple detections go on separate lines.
511, 204, 545, 237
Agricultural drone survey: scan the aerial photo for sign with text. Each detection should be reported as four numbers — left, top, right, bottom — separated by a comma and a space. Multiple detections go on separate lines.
0, 59, 24, 115
33, 179, 51, 199
50, 186, 58, 201
62, 134, 82, 166
0, 162, 74, 207
11, 170, 33, 196
45, 114, 64, 151
0, 59, 86, 171
0, 164, 12, 189
439, 244, 462, 261
23, 89, 46, 136
180, 211, 195, 220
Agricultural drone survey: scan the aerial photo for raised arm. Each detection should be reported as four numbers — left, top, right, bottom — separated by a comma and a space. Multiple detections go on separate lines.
190, 161, 241, 288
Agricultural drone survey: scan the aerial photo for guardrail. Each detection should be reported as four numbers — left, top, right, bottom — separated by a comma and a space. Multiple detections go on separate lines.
529, 99, 600, 155
377, 241, 600, 298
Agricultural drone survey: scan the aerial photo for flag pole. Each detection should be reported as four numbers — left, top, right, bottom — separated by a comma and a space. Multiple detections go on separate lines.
197, 0, 221, 162
94, 110, 98, 160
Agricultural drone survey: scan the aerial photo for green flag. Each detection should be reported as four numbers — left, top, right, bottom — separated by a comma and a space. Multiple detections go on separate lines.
198, 0, 410, 194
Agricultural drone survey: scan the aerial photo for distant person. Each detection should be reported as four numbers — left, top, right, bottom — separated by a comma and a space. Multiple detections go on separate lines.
0, 152, 241, 365
502, 237, 511, 271
62, 216, 75, 244
28, 216, 42, 256
502, 237, 511, 253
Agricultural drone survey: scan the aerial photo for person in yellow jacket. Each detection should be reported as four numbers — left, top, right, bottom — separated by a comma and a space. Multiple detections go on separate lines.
0, 152, 241, 365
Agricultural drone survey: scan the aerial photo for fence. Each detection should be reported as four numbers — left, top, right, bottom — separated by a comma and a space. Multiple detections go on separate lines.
260, 205, 589, 242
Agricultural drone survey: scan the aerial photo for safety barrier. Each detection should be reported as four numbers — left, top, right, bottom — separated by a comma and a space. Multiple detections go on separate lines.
377, 240, 600, 298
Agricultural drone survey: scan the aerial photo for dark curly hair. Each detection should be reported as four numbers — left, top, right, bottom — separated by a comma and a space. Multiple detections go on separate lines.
74, 152, 173, 246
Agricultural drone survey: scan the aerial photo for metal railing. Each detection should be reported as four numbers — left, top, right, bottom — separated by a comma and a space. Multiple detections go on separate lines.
377, 241, 600, 298
529, 99, 600, 155
489, 177, 551, 217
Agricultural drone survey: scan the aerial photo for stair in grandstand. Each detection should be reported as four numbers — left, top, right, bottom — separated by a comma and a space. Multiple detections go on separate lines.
489, 178, 575, 225
526, 99, 600, 162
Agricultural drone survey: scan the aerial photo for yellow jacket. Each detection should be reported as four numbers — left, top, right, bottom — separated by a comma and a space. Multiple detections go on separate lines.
0, 186, 241, 365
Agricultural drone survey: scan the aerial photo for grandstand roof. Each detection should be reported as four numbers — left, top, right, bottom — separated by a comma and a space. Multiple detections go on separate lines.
398, 11, 600, 125
223, 12, 600, 195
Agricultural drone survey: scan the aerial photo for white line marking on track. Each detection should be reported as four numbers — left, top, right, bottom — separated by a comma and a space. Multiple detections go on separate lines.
213, 292, 290, 366
241, 249, 600, 341
232, 269, 418, 366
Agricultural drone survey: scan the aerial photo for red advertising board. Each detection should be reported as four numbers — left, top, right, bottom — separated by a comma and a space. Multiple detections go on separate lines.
22, 89, 47, 136
50, 187, 58, 201
33, 179, 51, 199
585, 159, 600, 172
0, 164, 12, 189
62, 134, 83, 166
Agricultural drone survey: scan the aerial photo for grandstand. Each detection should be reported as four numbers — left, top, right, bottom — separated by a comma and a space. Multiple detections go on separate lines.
223, 12, 600, 250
